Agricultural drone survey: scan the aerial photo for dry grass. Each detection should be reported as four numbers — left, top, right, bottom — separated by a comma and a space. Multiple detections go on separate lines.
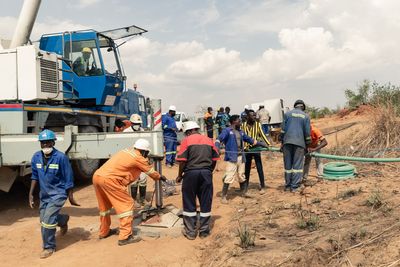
354, 105, 400, 155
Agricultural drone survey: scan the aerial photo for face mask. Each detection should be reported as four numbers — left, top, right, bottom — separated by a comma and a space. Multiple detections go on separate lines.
132, 125, 141, 131
42, 147, 53, 155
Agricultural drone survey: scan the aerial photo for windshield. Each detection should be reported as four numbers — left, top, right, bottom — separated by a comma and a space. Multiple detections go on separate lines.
65, 40, 103, 76
174, 114, 181, 121
98, 35, 122, 75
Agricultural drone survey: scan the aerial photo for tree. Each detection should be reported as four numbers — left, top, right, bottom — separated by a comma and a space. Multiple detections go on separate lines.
345, 79, 371, 109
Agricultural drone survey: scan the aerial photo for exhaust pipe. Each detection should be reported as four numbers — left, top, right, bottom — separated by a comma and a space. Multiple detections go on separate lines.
10, 0, 42, 48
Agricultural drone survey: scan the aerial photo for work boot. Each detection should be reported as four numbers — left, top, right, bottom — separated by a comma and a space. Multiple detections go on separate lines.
139, 186, 147, 206
221, 183, 229, 204
239, 182, 249, 198
99, 228, 119, 239
259, 187, 266, 195
59, 215, 70, 236
131, 184, 138, 200
40, 249, 55, 259
118, 235, 142, 246
181, 229, 196, 240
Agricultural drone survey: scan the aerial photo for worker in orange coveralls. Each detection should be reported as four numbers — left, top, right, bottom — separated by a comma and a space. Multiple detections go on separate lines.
93, 139, 167, 246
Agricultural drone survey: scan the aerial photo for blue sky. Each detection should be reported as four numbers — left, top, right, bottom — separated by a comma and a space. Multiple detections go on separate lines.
2, 0, 400, 115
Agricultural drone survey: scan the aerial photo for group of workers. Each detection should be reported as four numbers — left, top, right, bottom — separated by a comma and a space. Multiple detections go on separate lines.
28, 99, 327, 259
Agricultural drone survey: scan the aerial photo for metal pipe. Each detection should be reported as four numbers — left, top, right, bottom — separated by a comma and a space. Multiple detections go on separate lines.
10, 0, 42, 48
154, 159, 163, 209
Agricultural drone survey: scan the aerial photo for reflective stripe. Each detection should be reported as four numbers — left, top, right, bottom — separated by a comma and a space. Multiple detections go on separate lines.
123, 149, 138, 158
165, 151, 176, 155
182, 211, 197, 217
306, 136, 311, 140
48, 164, 59, 169
280, 130, 285, 133
117, 210, 133, 218
284, 169, 292, 173
200, 212, 211, 217
292, 169, 303, 173
145, 167, 155, 175
99, 209, 112, 216
163, 125, 168, 129
41, 222, 57, 229
36, 163, 42, 169
291, 113, 305, 118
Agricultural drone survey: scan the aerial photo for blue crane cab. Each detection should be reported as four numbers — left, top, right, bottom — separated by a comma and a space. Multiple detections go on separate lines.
39, 25, 147, 112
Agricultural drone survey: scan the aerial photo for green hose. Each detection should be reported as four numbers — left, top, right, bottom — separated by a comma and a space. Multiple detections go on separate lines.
249, 147, 400, 180
249, 147, 281, 152
322, 162, 356, 180
310, 152, 400, 162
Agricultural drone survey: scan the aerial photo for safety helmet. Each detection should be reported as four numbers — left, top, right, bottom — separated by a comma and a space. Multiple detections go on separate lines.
129, 114, 142, 124
82, 47, 91, 53
133, 139, 151, 151
38, 129, 57, 141
244, 105, 249, 110
183, 121, 200, 133
294, 99, 306, 110
169, 105, 176, 111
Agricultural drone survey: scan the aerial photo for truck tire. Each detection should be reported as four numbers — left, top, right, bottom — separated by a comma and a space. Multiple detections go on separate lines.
71, 126, 101, 180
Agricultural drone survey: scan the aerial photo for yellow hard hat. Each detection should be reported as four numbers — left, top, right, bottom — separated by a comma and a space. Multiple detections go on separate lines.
82, 47, 91, 53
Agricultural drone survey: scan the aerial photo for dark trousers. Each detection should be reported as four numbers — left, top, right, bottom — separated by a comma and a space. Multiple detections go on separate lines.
282, 144, 305, 190
39, 198, 68, 249
164, 136, 177, 165
244, 152, 265, 188
182, 169, 213, 237
206, 127, 213, 139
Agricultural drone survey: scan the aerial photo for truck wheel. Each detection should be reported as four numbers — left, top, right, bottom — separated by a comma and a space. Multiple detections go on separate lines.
71, 126, 101, 180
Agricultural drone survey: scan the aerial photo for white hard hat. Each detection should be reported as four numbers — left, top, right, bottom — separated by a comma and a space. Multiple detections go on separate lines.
183, 121, 200, 132
129, 114, 142, 124
133, 139, 151, 151
169, 105, 176, 111
244, 105, 249, 109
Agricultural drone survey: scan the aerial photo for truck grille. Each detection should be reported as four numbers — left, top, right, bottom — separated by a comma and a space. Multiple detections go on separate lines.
40, 59, 59, 94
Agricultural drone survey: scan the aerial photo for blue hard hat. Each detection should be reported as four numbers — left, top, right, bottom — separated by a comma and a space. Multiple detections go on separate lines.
38, 129, 57, 141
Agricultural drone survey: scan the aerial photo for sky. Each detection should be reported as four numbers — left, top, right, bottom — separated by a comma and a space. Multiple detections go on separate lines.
1, 0, 400, 115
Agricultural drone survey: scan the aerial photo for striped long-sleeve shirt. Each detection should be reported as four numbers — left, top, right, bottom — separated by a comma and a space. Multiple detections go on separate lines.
242, 121, 270, 150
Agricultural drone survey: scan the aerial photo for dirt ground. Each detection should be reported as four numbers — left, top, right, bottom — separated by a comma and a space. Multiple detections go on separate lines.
1, 111, 400, 266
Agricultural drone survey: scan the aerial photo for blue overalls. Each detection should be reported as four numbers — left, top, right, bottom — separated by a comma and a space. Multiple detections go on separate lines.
31, 149, 74, 250
162, 113, 178, 165
281, 108, 311, 190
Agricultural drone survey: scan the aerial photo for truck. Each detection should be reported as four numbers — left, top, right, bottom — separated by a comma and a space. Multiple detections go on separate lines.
0, 0, 163, 194
250, 98, 285, 127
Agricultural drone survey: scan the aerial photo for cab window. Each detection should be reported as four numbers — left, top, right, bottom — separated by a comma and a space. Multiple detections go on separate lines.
64, 40, 103, 76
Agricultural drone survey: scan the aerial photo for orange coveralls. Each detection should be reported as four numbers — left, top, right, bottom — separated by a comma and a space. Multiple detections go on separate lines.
93, 148, 160, 240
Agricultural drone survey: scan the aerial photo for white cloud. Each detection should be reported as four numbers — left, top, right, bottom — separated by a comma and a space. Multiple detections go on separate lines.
0, 16, 91, 41
189, 0, 220, 28
4, 0, 400, 114
75, 0, 102, 9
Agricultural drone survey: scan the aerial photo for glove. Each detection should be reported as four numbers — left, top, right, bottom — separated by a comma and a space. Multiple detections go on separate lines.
160, 175, 167, 182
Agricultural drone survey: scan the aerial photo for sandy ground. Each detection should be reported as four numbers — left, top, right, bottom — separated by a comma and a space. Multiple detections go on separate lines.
1, 111, 400, 266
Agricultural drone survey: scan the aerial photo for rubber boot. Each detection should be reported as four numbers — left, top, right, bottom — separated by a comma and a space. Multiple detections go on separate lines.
139, 186, 147, 206
240, 182, 249, 198
221, 183, 229, 204
131, 184, 141, 208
